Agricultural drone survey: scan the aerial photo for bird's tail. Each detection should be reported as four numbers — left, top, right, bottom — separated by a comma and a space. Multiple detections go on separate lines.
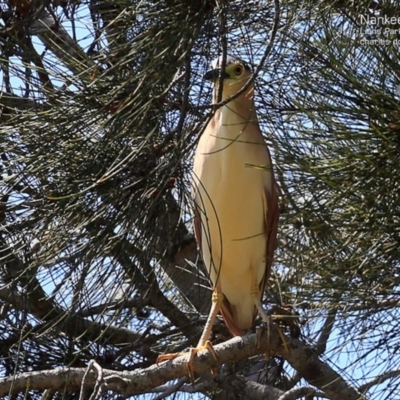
220, 298, 257, 336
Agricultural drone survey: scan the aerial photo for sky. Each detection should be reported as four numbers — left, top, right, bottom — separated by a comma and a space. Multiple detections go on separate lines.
2, 2, 399, 399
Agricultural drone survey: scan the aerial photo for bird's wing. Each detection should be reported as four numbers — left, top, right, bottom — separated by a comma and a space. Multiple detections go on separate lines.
220, 299, 248, 336
219, 162, 279, 336
260, 168, 280, 296
193, 181, 248, 336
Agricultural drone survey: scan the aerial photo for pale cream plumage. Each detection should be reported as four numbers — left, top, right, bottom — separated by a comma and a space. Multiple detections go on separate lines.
157, 55, 279, 378
192, 55, 279, 339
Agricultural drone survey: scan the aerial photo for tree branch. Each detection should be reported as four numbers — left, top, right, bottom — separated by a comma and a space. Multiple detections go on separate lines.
358, 368, 400, 393
315, 309, 338, 356
0, 327, 364, 399
163, 234, 212, 314
31, 10, 96, 81
277, 386, 329, 400
0, 284, 142, 345
0, 91, 42, 112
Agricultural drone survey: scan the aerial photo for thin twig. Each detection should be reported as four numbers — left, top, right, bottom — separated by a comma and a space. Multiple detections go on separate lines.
359, 368, 400, 393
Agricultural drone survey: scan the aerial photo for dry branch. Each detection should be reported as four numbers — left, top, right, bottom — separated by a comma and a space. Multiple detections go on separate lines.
0, 327, 364, 400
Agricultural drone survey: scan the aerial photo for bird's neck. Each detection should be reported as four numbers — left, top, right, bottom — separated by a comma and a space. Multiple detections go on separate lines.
212, 87, 259, 133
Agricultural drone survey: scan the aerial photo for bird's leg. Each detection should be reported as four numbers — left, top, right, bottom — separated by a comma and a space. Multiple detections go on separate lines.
250, 269, 288, 357
251, 280, 273, 358
157, 286, 223, 381
186, 287, 222, 379
197, 286, 224, 349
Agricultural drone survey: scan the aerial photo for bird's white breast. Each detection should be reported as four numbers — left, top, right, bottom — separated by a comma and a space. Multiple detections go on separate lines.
193, 107, 271, 329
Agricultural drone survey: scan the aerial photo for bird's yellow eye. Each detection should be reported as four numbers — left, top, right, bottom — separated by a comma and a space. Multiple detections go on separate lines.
233, 65, 243, 76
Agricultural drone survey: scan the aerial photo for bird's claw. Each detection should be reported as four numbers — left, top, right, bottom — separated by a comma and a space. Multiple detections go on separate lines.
256, 305, 302, 358
156, 353, 181, 364
186, 341, 219, 381
269, 304, 302, 340
157, 341, 219, 382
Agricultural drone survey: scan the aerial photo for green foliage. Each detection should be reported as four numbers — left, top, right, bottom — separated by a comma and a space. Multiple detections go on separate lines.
1, 0, 400, 399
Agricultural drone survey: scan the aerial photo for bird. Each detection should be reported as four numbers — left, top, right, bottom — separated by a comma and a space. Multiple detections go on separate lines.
157, 54, 279, 378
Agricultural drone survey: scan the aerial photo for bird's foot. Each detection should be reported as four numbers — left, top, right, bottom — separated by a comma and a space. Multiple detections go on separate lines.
255, 315, 287, 359
269, 304, 301, 340
256, 304, 301, 358
187, 340, 219, 380
157, 340, 219, 382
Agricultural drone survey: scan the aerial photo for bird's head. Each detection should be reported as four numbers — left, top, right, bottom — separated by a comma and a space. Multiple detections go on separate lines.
204, 55, 253, 100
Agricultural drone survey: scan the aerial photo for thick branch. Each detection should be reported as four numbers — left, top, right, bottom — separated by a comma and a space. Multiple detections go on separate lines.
0, 284, 141, 345
277, 386, 329, 400
219, 374, 285, 400
164, 234, 212, 314
0, 328, 364, 399
315, 310, 337, 355
0, 91, 41, 112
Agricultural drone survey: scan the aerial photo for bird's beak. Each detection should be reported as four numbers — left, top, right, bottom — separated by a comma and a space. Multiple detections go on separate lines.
203, 68, 230, 81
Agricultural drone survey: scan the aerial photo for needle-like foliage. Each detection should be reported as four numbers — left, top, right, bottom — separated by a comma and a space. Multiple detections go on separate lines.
1, 1, 400, 399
